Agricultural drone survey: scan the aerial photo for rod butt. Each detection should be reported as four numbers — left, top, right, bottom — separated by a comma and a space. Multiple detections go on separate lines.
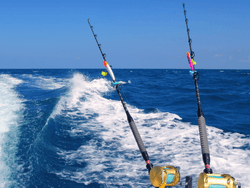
185, 176, 192, 188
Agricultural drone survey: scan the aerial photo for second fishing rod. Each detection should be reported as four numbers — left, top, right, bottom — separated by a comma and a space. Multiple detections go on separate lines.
183, 3, 241, 188
182, 3, 212, 174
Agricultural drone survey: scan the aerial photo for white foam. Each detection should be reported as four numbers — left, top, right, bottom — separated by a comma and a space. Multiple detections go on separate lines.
20, 74, 67, 90
49, 73, 113, 119
0, 74, 24, 186
118, 81, 127, 84
51, 73, 250, 187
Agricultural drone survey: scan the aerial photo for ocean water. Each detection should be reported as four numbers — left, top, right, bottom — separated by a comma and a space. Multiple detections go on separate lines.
0, 69, 249, 188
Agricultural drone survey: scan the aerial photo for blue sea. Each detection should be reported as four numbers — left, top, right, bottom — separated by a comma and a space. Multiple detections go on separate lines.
0, 69, 249, 188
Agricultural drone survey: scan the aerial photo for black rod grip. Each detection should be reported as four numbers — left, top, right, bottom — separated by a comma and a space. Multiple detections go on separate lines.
116, 87, 153, 173
197, 116, 210, 155
116, 88, 147, 153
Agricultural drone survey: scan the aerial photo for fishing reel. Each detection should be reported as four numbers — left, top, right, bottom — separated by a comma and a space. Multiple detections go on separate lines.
149, 165, 180, 188
198, 173, 241, 188
149, 165, 194, 188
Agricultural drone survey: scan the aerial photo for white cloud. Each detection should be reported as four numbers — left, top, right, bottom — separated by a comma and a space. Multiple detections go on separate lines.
239, 55, 250, 63
213, 54, 223, 58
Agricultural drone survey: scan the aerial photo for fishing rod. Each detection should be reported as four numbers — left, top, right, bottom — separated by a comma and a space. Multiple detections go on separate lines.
87, 18, 153, 172
87, 19, 190, 188
182, 4, 241, 188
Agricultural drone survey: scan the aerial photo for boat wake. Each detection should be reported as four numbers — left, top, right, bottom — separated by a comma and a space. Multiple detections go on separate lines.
0, 72, 249, 187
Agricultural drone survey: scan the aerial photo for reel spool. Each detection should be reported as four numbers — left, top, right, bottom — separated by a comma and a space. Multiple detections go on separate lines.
198, 173, 240, 188
149, 165, 180, 188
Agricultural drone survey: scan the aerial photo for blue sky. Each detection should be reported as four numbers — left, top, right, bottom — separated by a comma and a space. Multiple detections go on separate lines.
0, 0, 249, 69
